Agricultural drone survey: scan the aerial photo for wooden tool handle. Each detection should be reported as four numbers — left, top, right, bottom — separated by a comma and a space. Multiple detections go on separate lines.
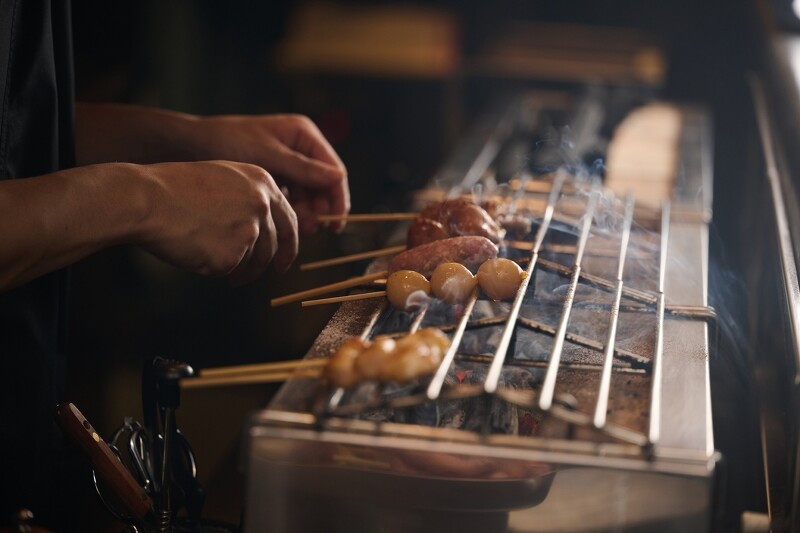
54, 403, 153, 521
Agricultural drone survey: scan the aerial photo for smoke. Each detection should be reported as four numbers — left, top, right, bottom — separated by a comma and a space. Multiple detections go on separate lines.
706, 224, 749, 376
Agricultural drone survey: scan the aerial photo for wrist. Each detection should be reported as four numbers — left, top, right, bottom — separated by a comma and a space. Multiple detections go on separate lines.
101, 162, 160, 245
76, 103, 205, 164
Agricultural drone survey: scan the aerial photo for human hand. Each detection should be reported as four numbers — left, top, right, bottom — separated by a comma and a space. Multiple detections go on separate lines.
196, 114, 349, 235
139, 160, 298, 284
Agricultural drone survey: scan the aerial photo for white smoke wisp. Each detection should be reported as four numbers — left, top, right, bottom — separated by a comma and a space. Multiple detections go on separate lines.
404, 289, 432, 312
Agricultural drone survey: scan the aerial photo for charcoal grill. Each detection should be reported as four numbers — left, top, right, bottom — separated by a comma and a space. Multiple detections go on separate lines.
242, 93, 717, 532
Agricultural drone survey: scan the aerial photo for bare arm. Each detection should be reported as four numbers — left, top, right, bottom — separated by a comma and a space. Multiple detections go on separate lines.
75, 104, 202, 165
76, 103, 350, 234
1, 104, 348, 291
0, 161, 298, 291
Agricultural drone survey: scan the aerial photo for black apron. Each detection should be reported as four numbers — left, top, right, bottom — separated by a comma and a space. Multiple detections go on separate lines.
0, 0, 77, 527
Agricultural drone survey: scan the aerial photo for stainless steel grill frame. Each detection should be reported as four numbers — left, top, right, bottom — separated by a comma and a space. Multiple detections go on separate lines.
242, 93, 718, 532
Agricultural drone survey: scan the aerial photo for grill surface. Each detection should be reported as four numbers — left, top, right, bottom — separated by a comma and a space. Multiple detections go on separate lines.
244, 92, 717, 532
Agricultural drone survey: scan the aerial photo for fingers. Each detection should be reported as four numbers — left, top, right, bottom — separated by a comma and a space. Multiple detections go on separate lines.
139, 161, 301, 285
226, 166, 298, 285
269, 115, 350, 231
266, 180, 299, 273
290, 188, 318, 237
271, 143, 345, 188
290, 115, 346, 173
290, 186, 353, 236
228, 218, 276, 286
327, 174, 351, 233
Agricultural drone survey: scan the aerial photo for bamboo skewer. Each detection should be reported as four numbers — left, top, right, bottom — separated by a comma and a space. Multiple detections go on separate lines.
270, 270, 387, 307
183, 357, 329, 389
300, 245, 406, 271
318, 213, 418, 222
301, 291, 386, 307
182, 369, 322, 389
200, 357, 328, 378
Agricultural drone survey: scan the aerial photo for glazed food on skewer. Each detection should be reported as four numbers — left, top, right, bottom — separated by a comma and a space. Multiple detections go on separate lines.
408, 197, 532, 248
385, 270, 431, 311
410, 198, 505, 246
382, 257, 525, 311
354, 337, 398, 381
299, 196, 533, 274
324, 328, 451, 388
477, 258, 526, 301
476, 197, 533, 238
323, 338, 369, 389
430, 262, 478, 304
285, 200, 526, 306
380, 329, 451, 382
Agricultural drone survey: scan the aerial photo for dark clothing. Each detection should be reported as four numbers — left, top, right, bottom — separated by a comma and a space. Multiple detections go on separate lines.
0, 0, 74, 177
0, 0, 76, 527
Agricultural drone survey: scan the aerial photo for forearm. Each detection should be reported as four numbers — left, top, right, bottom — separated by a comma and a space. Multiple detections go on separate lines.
75, 103, 203, 165
0, 164, 152, 290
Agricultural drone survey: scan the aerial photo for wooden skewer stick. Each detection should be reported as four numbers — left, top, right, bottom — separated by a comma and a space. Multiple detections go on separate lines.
270, 270, 387, 307
182, 369, 322, 389
300, 245, 406, 271
200, 357, 328, 378
301, 291, 386, 307
318, 213, 418, 222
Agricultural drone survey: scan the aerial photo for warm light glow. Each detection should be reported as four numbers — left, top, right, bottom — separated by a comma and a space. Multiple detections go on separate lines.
785, 37, 800, 94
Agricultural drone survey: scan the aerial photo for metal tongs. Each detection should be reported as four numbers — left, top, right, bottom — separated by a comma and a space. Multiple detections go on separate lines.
62, 357, 207, 532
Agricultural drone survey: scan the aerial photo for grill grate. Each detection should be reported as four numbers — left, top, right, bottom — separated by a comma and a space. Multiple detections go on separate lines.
310, 170, 715, 452
244, 94, 719, 533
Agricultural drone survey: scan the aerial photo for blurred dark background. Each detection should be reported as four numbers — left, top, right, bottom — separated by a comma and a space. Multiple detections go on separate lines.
64, 0, 768, 529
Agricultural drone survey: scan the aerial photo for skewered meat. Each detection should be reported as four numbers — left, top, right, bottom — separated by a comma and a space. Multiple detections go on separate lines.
411, 198, 505, 245
446, 203, 505, 242
324, 328, 451, 387
385, 270, 431, 311
406, 218, 449, 248
353, 337, 397, 381
477, 258, 525, 301
408, 196, 537, 247
389, 236, 499, 277
323, 338, 369, 389
430, 262, 477, 304
477, 197, 532, 238
495, 213, 532, 238
379, 329, 448, 382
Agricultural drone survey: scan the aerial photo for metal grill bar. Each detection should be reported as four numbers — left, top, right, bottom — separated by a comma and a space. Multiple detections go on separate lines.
483, 171, 566, 394
426, 289, 480, 399
594, 192, 635, 428
539, 182, 602, 410
409, 304, 429, 333
360, 301, 387, 340
648, 201, 671, 445
320, 301, 388, 415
